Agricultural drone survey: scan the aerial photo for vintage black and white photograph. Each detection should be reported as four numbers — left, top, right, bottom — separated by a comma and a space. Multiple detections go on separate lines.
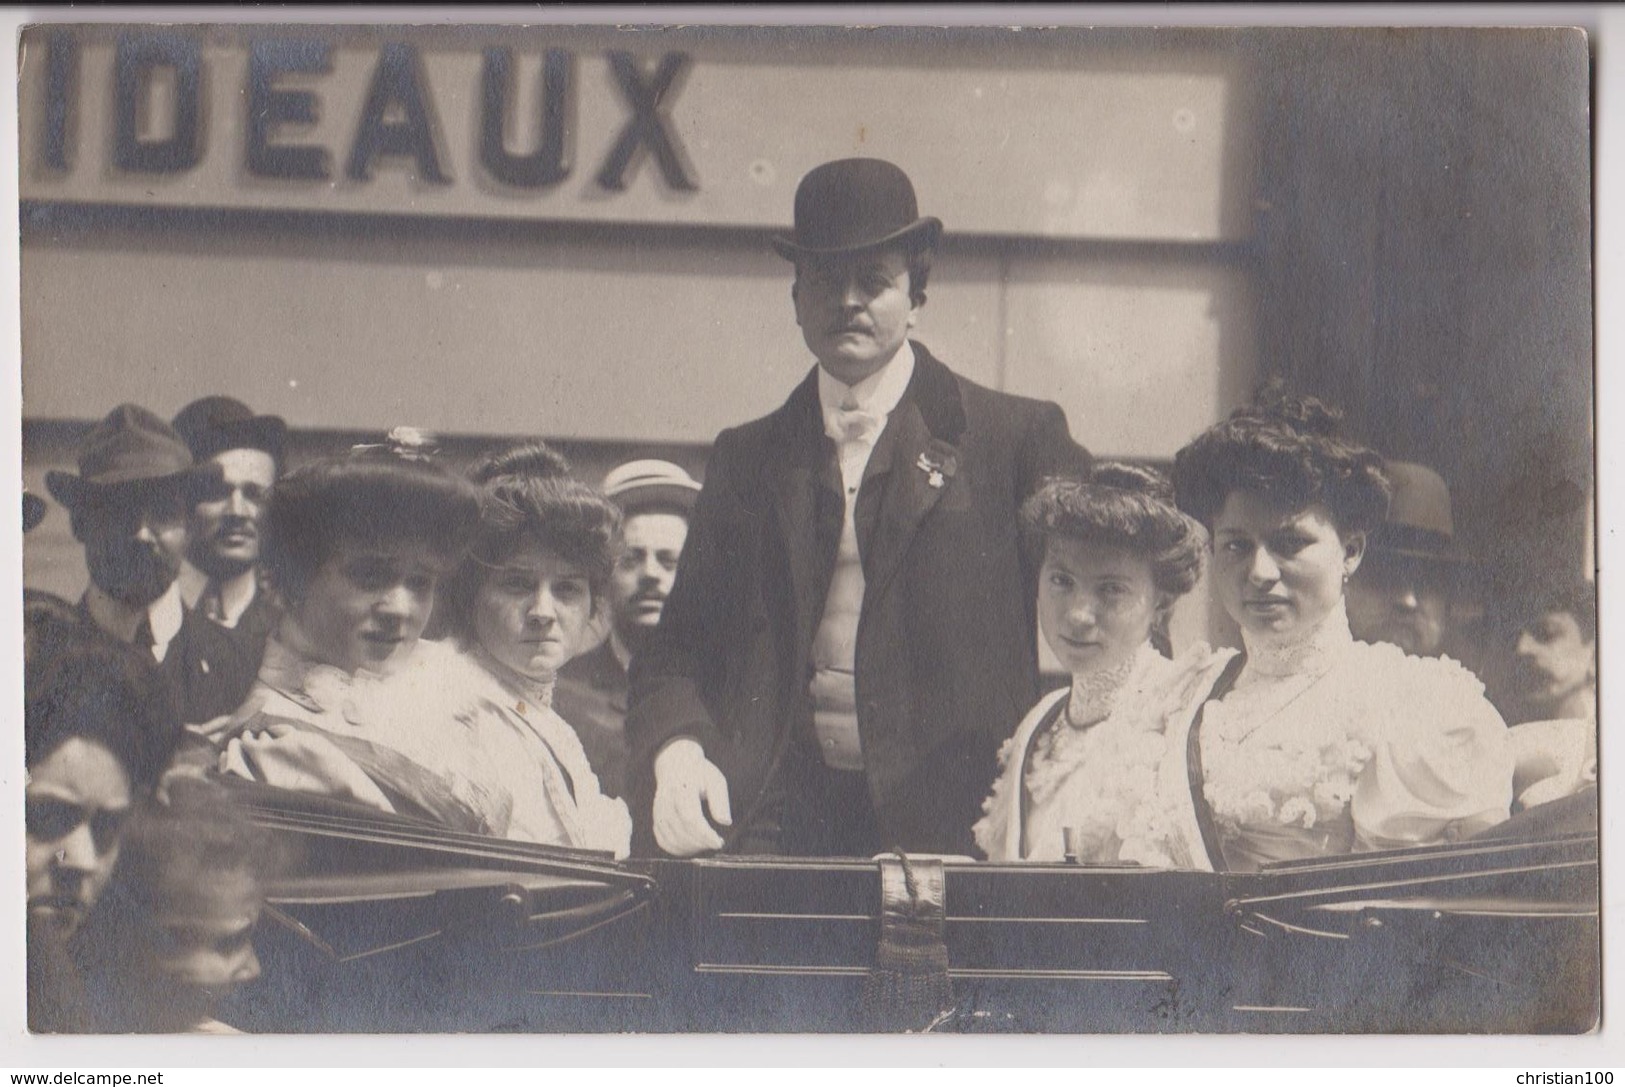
14, 15, 1598, 1039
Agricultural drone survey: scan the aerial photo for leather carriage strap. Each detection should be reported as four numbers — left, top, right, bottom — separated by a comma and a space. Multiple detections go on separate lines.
1186, 653, 1248, 873
863, 849, 952, 1031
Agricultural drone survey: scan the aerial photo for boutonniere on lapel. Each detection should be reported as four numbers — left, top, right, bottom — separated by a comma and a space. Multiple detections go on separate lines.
915, 450, 957, 489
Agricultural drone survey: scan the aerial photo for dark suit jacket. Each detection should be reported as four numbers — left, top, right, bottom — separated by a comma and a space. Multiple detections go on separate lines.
626, 343, 1089, 855
195, 581, 281, 682
554, 640, 631, 800
82, 597, 257, 726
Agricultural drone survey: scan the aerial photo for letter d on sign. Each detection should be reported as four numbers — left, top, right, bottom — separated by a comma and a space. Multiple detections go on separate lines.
113, 33, 204, 174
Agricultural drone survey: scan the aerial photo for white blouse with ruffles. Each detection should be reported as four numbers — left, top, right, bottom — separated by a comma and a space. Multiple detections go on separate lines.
458, 646, 632, 858
974, 642, 1235, 865
1186, 600, 1514, 871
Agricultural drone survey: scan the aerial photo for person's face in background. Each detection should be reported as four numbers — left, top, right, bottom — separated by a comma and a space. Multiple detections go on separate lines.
609, 511, 689, 653
26, 738, 134, 938
187, 449, 277, 580
793, 246, 920, 385
1212, 491, 1364, 643
77, 486, 189, 607
137, 867, 263, 1030
1037, 537, 1164, 677
288, 541, 445, 675
1346, 553, 1451, 656
474, 540, 595, 681
1515, 607, 1596, 716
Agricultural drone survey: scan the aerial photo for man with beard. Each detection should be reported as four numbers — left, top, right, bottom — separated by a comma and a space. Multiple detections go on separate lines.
171, 396, 287, 670
46, 404, 256, 724
1346, 461, 1472, 659
555, 459, 701, 799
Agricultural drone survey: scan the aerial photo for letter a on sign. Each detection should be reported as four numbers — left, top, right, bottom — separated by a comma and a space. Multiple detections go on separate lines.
347, 43, 451, 184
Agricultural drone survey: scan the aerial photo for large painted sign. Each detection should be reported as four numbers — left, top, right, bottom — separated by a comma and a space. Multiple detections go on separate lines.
19, 24, 1250, 241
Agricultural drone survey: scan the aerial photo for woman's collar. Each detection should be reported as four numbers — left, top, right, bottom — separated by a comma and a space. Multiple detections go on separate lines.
1065, 642, 1159, 727
1240, 597, 1355, 678
468, 643, 557, 710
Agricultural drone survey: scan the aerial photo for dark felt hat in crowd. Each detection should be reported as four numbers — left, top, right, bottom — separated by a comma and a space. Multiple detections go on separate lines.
1368, 461, 1470, 566
602, 459, 701, 518
22, 489, 46, 532
45, 404, 195, 509
771, 158, 943, 260
172, 396, 287, 468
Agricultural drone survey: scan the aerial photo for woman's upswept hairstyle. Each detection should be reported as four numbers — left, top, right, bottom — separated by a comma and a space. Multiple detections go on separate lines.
440, 441, 622, 643
25, 609, 176, 793
1020, 461, 1207, 602
260, 451, 483, 604
1171, 383, 1392, 536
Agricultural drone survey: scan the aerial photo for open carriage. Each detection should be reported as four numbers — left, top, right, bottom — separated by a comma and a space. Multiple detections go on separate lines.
218, 782, 1597, 1034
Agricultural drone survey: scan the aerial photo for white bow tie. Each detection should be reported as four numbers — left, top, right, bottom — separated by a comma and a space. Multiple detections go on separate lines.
826, 403, 885, 446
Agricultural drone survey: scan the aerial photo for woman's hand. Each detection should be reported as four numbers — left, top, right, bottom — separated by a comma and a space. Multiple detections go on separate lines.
652, 737, 732, 856
221, 724, 396, 812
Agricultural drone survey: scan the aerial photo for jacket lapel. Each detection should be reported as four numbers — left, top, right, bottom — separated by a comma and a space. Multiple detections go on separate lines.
860, 344, 967, 602
765, 370, 844, 645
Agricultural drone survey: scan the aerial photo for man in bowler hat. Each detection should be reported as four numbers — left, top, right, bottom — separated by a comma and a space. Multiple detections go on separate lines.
556, 459, 702, 799
45, 404, 256, 724
626, 158, 1089, 857
1346, 461, 1473, 659
171, 396, 287, 669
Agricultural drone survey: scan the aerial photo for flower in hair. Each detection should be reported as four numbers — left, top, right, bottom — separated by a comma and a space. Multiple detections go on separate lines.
351, 426, 441, 462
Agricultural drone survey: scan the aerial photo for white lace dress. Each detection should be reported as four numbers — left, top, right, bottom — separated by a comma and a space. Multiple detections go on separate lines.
974, 642, 1235, 864
1179, 600, 1514, 872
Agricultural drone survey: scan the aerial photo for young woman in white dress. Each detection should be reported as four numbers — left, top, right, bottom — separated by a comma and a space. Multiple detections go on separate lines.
974, 463, 1232, 864
438, 443, 632, 857
1168, 389, 1513, 871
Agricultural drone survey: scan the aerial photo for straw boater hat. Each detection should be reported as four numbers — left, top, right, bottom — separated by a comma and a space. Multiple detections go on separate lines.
45, 404, 195, 510
1369, 461, 1470, 567
771, 158, 943, 260
601, 460, 701, 518
171, 396, 287, 470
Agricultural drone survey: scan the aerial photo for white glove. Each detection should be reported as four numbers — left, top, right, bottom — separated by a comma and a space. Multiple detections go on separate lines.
652, 737, 732, 857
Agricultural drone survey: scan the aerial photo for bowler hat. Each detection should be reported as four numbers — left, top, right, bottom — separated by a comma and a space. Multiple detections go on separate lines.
172, 395, 287, 468
771, 158, 943, 260
602, 459, 701, 517
1369, 461, 1469, 566
45, 404, 195, 510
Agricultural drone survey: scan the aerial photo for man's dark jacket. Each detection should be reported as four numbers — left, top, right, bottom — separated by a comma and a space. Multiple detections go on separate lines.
555, 639, 631, 800
626, 343, 1089, 855
80, 597, 256, 726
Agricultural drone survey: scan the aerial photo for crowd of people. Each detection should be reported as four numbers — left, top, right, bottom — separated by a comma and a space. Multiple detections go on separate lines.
24, 157, 1597, 1031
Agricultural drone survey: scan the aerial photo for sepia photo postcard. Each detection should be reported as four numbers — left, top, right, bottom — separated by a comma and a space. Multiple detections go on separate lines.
9, 8, 1604, 1059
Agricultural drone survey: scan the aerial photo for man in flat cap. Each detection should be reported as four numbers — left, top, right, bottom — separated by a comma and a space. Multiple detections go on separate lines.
171, 396, 286, 670
45, 404, 256, 724
627, 158, 1089, 858
555, 459, 701, 799
1346, 461, 1473, 659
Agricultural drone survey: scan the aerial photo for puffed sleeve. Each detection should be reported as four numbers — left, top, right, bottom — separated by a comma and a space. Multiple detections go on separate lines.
1352, 649, 1514, 851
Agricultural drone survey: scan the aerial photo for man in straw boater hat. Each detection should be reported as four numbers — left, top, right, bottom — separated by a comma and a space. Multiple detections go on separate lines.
627, 158, 1089, 858
555, 458, 702, 800
45, 404, 257, 724
1345, 460, 1476, 660
171, 396, 288, 671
